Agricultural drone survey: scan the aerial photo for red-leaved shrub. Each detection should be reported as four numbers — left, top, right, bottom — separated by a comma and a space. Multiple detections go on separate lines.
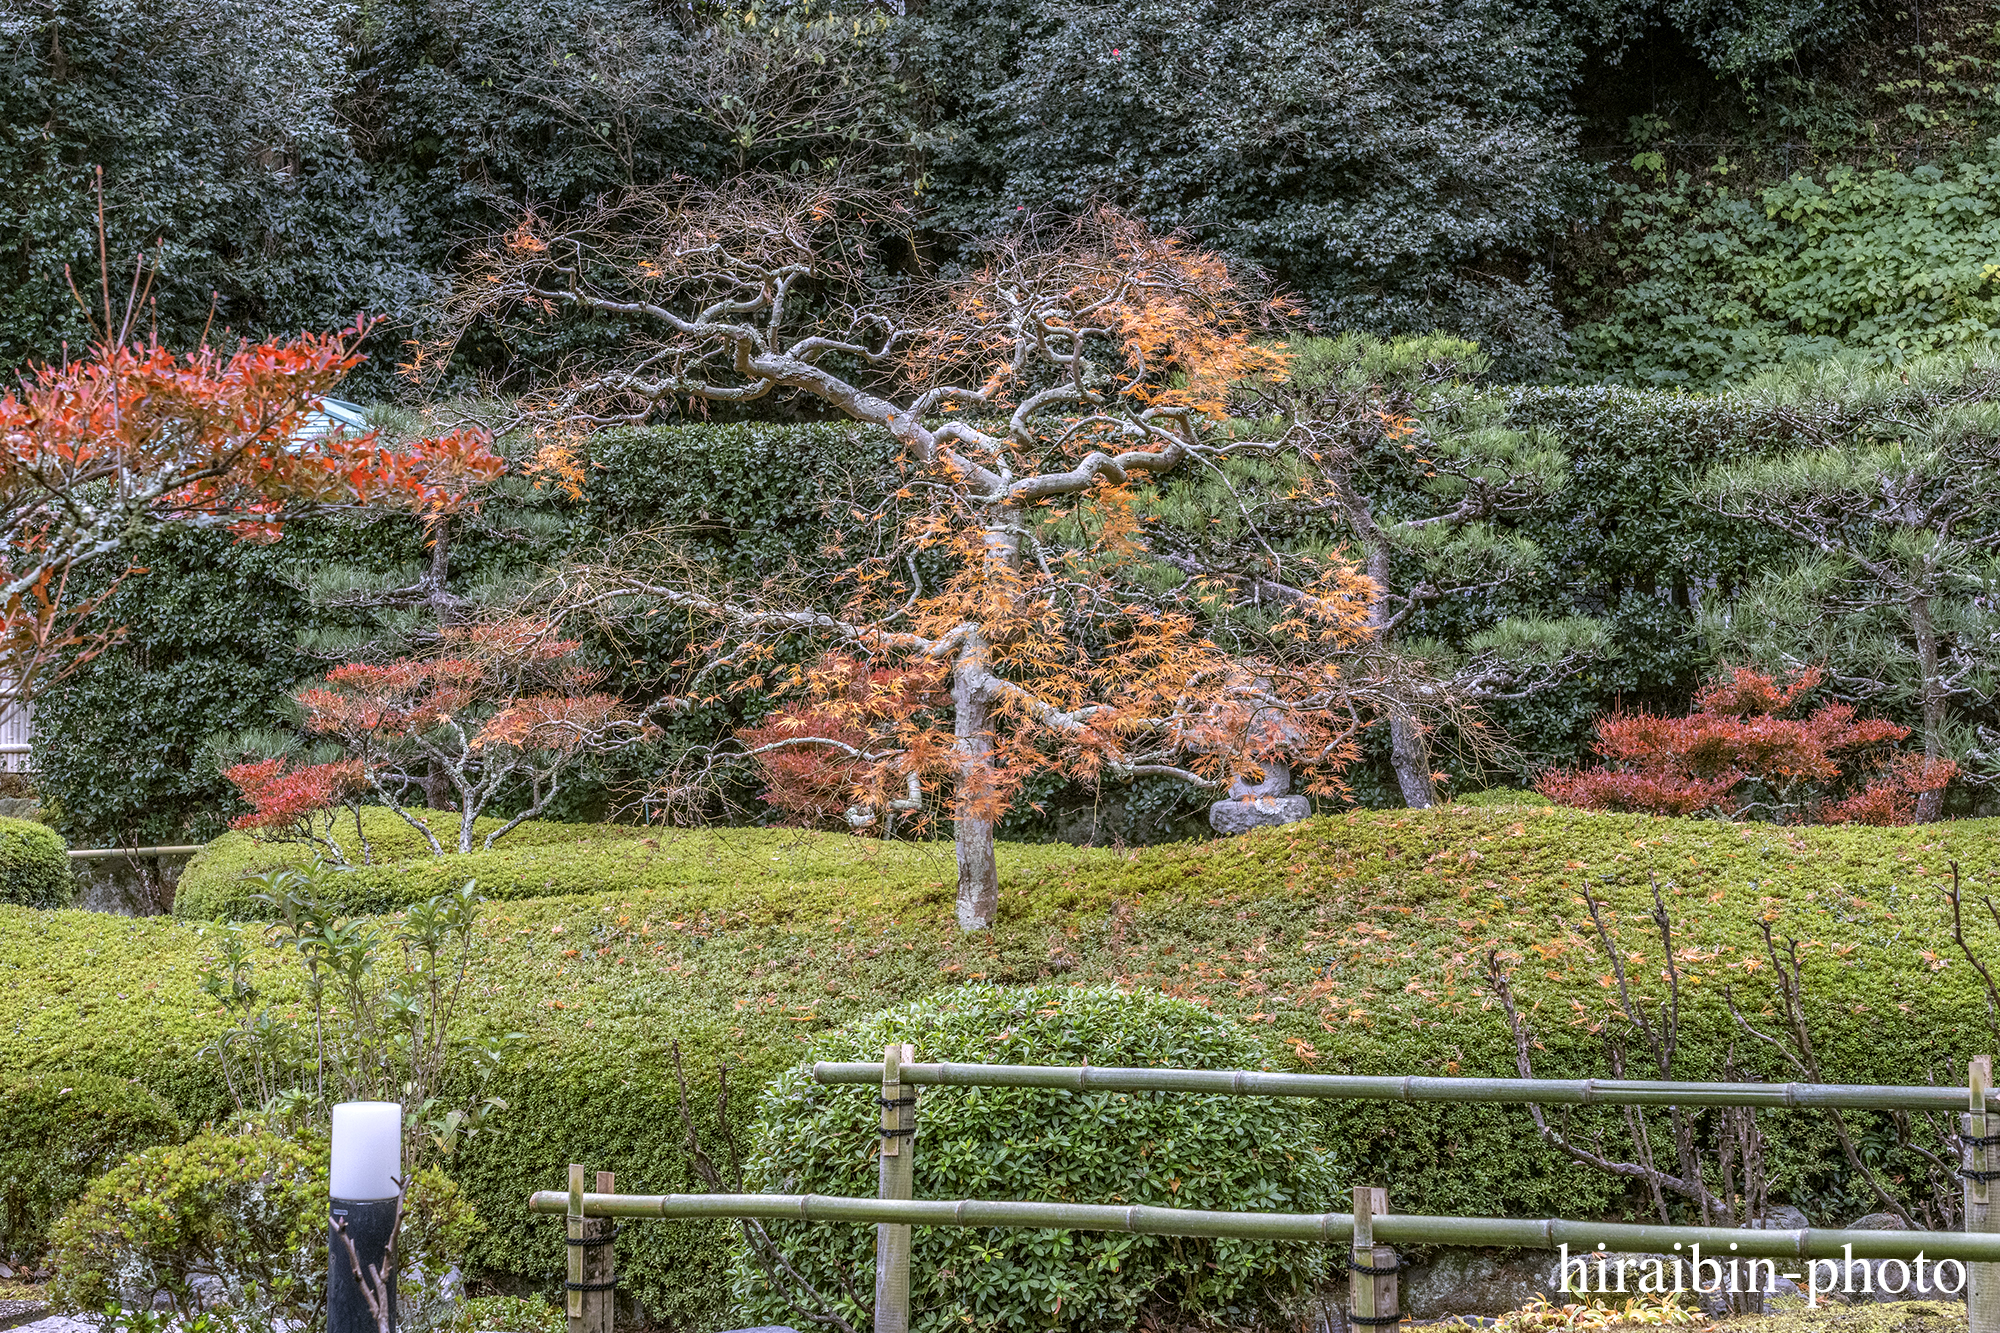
1537, 666, 1954, 824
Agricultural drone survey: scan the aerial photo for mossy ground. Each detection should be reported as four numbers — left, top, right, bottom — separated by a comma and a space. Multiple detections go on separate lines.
11, 806, 2000, 1327
1721, 1301, 1966, 1333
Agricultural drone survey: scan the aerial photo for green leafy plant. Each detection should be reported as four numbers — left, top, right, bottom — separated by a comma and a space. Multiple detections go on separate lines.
452, 1295, 564, 1333
728, 984, 1339, 1333
48, 1129, 478, 1332
200, 863, 516, 1166
0, 1071, 182, 1258
1573, 147, 2000, 388
0, 815, 70, 908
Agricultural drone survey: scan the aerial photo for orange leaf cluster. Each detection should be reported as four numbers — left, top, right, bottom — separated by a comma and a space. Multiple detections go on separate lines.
224, 756, 366, 832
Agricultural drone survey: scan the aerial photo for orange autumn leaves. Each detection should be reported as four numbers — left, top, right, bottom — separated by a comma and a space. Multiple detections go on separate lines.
736, 489, 1379, 833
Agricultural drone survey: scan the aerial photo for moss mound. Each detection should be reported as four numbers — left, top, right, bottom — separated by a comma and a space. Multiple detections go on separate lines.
174, 812, 1111, 920
1724, 1302, 1965, 1333
11, 806, 2000, 1323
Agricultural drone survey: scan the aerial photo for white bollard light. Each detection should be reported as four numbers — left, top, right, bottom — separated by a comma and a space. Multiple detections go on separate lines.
330, 1101, 404, 1333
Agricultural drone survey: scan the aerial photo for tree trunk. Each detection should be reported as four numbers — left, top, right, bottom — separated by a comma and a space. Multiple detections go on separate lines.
952, 641, 1000, 931
1355, 527, 1437, 810
424, 515, 456, 811
1389, 710, 1436, 809
1911, 592, 1948, 823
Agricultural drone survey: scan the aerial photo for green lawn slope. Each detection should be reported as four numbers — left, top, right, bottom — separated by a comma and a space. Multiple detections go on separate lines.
10, 805, 2000, 1327
172, 813, 1114, 920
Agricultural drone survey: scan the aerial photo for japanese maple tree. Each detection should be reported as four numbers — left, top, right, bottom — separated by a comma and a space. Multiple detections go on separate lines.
224, 618, 656, 861
1, 317, 502, 695
445, 181, 1430, 928
1537, 666, 1955, 824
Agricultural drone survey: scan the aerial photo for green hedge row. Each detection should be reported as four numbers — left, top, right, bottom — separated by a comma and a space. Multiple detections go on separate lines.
11, 806, 2000, 1322
172, 813, 1106, 920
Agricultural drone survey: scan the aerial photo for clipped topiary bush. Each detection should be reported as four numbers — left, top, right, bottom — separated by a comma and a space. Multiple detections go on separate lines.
50, 1129, 480, 1329
0, 815, 70, 907
733, 984, 1339, 1333
0, 1071, 182, 1257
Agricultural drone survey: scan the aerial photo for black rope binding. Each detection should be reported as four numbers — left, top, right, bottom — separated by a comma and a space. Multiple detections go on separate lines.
1348, 1257, 1403, 1274
1348, 1312, 1402, 1325
881, 1125, 917, 1139
1960, 1167, 2000, 1180
566, 1230, 619, 1248
1966, 1133, 2000, 1147
565, 1278, 620, 1292
878, 1095, 918, 1108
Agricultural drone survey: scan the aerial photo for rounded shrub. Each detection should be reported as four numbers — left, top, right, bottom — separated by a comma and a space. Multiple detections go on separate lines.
0, 1071, 182, 1258
733, 984, 1339, 1333
50, 1129, 479, 1329
0, 815, 70, 907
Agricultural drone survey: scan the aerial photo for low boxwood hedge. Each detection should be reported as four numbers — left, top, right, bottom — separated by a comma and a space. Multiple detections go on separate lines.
736, 985, 1339, 1332
11, 806, 2000, 1325
174, 813, 1110, 921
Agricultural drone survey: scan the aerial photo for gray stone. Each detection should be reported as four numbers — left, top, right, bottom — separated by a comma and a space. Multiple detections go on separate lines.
1848, 1212, 1909, 1230
1403, 1249, 1561, 1318
1228, 760, 1292, 799
1207, 793, 1311, 836
1747, 1205, 1811, 1230
1832, 1213, 1965, 1303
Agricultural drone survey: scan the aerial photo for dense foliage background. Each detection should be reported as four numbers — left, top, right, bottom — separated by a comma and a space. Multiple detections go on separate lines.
15, 0, 2000, 845
3, 0, 1992, 383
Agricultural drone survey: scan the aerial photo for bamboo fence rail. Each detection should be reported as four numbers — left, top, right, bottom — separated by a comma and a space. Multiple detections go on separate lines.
813, 1061, 1995, 1111
546, 1052, 2000, 1333
524, 1189, 2000, 1261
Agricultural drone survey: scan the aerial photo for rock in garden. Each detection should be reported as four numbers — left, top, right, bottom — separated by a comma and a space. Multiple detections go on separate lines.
1208, 759, 1310, 835
1208, 793, 1311, 835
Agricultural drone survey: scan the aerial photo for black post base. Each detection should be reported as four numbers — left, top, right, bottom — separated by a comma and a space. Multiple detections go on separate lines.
329, 1197, 399, 1333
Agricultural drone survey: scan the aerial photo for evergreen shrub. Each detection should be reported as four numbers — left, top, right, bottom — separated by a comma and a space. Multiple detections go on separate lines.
0, 1071, 182, 1257
0, 816, 70, 908
49, 1130, 478, 1329
734, 985, 1338, 1332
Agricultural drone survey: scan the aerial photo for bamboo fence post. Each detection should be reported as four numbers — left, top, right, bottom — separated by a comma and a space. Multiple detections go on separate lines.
1348, 1187, 1397, 1332
586, 1171, 617, 1333
566, 1164, 586, 1325
875, 1042, 917, 1333
566, 1166, 617, 1333
1970, 1059, 1998, 1333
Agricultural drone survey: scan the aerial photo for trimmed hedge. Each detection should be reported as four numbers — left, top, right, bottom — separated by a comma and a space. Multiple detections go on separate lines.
0, 816, 69, 908
737, 986, 1338, 1331
12, 806, 2000, 1324
0, 1070, 182, 1256
173, 813, 1112, 921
